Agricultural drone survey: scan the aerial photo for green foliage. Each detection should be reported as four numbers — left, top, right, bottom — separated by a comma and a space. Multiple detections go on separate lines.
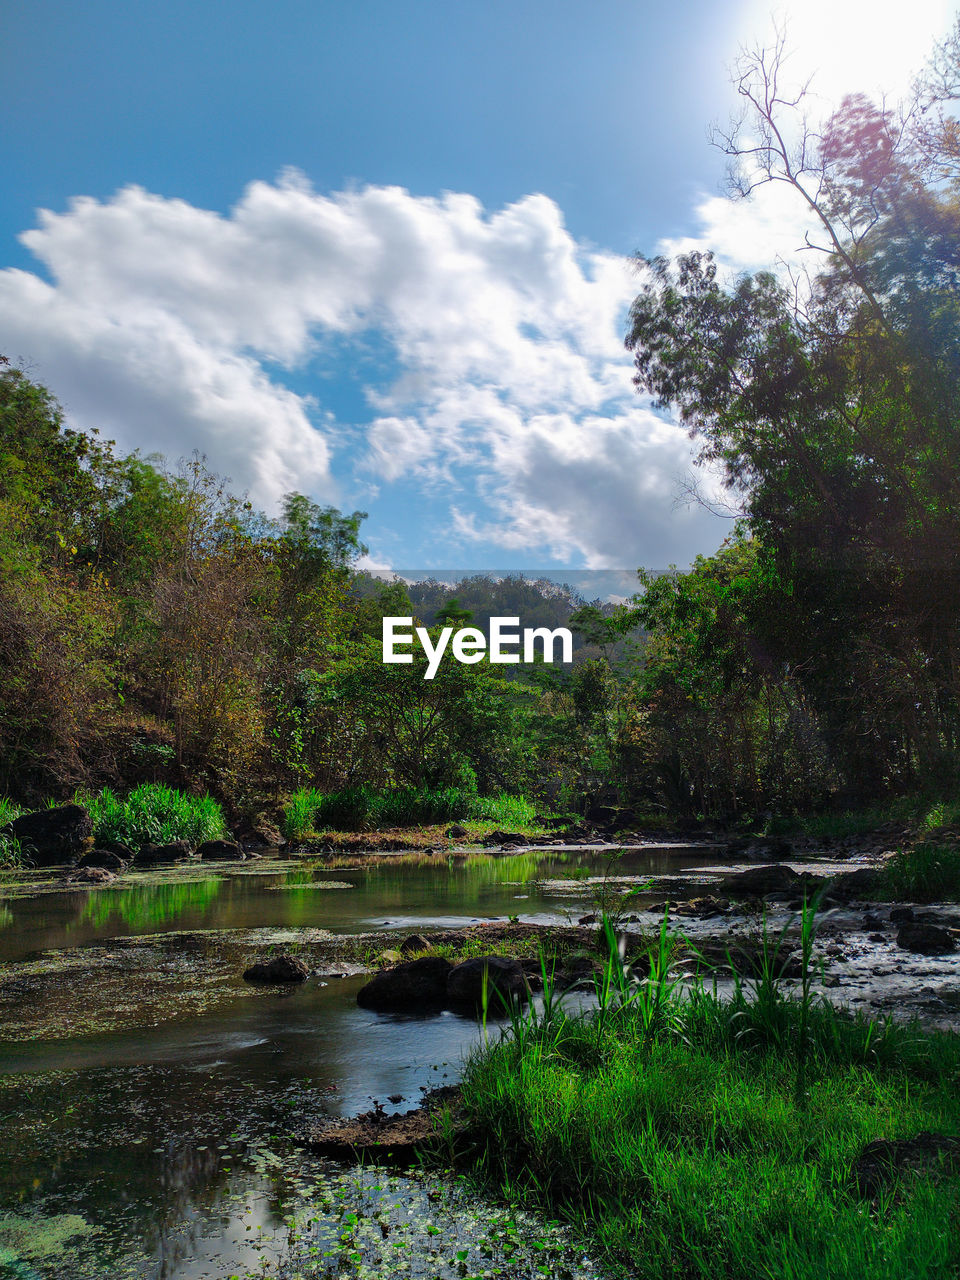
82, 783, 227, 850
318, 635, 530, 792
0, 834, 23, 870
283, 784, 536, 837
620, 36, 960, 816
460, 923, 960, 1280
282, 787, 327, 839
877, 843, 960, 902
0, 799, 22, 827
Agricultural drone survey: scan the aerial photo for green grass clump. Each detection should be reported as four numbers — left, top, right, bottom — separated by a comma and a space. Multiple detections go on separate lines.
283, 785, 537, 838
0, 834, 24, 870
764, 794, 960, 843
876, 842, 960, 902
0, 799, 23, 828
282, 787, 326, 840
81, 783, 228, 850
458, 915, 960, 1280
919, 800, 960, 833
0, 800, 26, 869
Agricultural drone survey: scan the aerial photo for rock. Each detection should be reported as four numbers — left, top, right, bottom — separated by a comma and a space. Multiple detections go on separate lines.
1, 804, 93, 866
446, 955, 529, 1012
196, 839, 244, 861
485, 831, 529, 847
243, 954, 309, 983
100, 839, 134, 860
133, 839, 194, 865
379, 949, 403, 964
830, 867, 877, 900
399, 934, 433, 954
868, 932, 887, 942
249, 814, 285, 848
862, 913, 885, 931
890, 905, 915, 924
852, 1132, 960, 1197
445, 823, 468, 838
742, 839, 793, 861
674, 896, 728, 918
356, 956, 453, 1011
896, 923, 958, 955
77, 848, 128, 871
63, 865, 116, 885
719, 864, 801, 897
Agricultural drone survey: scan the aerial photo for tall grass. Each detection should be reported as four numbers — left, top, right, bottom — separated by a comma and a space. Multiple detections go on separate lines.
0, 800, 26, 869
876, 842, 960, 902
0, 799, 23, 828
458, 908, 960, 1280
764, 794, 960, 841
282, 785, 537, 839
81, 783, 228, 850
0, 834, 24, 870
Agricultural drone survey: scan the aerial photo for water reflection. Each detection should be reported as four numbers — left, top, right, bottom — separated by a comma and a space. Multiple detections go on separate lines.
0, 843, 725, 965
0, 982, 596, 1279
78, 879, 223, 931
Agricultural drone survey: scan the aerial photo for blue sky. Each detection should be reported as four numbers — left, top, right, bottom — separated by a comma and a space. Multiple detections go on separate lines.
2, 0, 955, 570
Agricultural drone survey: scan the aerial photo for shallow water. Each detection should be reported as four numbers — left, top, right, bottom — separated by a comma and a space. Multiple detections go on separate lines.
0, 842, 716, 1279
0, 843, 724, 964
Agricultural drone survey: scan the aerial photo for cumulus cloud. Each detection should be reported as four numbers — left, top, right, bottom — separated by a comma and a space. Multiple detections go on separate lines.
0, 174, 728, 565
656, 177, 819, 276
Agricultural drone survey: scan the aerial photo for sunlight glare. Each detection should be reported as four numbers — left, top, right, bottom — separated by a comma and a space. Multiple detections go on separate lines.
739, 0, 956, 106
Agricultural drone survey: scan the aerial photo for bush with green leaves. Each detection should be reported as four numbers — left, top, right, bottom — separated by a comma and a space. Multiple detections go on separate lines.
283, 784, 536, 838
82, 783, 227, 850
877, 842, 960, 902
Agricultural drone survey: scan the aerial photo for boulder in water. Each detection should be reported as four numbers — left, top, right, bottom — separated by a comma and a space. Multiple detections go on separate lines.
356, 956, 452, 1011
446, 955, 529, 1012
197, 839, 244, 861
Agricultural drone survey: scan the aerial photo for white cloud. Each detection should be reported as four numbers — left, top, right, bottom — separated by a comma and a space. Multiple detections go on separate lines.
657, 178, 819, 276
0, 175, 727, 564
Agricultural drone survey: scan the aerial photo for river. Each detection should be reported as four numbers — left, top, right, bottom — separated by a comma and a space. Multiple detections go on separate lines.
0, 844, 723, 1279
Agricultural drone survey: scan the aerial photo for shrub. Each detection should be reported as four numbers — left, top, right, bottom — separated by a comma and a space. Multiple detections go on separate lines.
82, 783, 228, 850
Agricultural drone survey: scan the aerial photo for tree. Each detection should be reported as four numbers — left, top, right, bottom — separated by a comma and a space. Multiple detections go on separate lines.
435, 596, 474, 627
624, 27, 960, 802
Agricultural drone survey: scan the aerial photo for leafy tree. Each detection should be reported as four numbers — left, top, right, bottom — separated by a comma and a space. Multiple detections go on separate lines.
624, 27, 960, 805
